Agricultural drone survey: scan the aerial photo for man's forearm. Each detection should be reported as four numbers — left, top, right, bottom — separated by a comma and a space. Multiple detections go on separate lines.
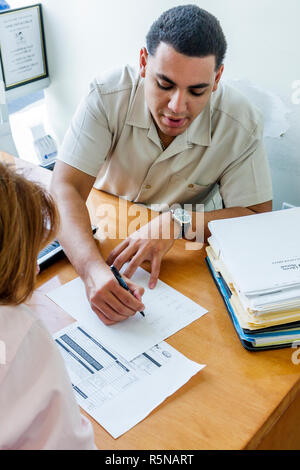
51, 183, 106, 280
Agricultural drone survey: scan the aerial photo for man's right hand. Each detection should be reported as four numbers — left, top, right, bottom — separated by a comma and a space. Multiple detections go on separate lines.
83, 263, 145, 325
50, 162, 145, 326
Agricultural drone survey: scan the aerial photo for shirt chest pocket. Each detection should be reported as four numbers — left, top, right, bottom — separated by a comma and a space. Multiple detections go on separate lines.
167, 173, 213, 204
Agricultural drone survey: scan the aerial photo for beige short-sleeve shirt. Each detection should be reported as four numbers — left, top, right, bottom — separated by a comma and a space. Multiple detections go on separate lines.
59, 65, 273, 209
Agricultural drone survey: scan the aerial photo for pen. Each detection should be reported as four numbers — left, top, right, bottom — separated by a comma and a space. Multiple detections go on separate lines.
110, 265, 145, 317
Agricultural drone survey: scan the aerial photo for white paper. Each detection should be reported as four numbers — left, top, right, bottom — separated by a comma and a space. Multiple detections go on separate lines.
240, 286, 300, 312
47, 267, 207, 361
208, 238, 300, 313
208, 208, 300, 295
54, 322, 204, 438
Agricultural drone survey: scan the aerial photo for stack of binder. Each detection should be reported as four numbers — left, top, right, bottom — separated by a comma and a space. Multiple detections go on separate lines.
205, 207, 300, 351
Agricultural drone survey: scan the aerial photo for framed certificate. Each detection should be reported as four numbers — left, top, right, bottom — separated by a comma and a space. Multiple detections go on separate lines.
0, 3, 48, 91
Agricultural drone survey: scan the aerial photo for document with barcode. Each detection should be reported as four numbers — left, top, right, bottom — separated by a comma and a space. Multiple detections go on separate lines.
54, 321, 205, 439
48, 267, 207, 361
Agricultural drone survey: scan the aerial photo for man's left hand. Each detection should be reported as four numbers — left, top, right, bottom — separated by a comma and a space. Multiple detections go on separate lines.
106, 212, 179, 289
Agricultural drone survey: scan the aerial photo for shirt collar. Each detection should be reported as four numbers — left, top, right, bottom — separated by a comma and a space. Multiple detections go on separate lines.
187, 97, 212, 147
126, 76, 212, 147
126, 77, 151, 128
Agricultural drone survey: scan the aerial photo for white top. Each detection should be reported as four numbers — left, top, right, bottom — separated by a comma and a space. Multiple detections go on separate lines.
0, 303, 95, 450
59, 65, 273, 209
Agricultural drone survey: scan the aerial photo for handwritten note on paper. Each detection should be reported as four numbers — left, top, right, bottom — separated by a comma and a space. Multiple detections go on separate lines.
47, 267, 207, 361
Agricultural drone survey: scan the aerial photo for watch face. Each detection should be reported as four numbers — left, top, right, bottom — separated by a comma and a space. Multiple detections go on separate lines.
173, 208, 191, 224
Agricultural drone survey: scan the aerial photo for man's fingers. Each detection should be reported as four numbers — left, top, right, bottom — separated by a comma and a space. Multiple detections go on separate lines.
114, 284, 145, 312
90, 304, 118, 325
125, 278, 145, 302
89, 272, 144, 322
122, 251, 144, 279
107, 288, 143, 317
149, 254, 162, 289
91, 295, 131, 323
110, 245, 138, 271
106, 239, 130, 266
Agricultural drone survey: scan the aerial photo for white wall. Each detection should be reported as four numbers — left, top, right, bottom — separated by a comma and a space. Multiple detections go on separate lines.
10, 0, 300, 209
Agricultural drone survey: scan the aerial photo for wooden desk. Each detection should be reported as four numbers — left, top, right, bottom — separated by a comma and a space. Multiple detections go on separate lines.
3, 152, 300, 450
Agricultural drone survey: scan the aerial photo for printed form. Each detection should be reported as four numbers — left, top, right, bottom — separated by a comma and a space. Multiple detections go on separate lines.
54, 321, 204, 438
48, 267, 207, 361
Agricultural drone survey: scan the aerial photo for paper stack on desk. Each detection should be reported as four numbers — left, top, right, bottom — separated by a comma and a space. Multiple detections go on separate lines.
206, 207, 300, 350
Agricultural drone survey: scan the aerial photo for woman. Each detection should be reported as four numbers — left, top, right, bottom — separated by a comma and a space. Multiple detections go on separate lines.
0, 162, 95, 449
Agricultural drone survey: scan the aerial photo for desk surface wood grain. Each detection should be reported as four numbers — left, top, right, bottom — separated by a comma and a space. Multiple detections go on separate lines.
3, 152, 300, 450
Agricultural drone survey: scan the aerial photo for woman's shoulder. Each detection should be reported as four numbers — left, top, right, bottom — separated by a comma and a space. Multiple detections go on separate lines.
0, 303, 43, 367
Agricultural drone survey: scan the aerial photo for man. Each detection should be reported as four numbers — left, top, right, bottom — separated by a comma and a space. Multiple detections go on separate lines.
51, 5, 272, 325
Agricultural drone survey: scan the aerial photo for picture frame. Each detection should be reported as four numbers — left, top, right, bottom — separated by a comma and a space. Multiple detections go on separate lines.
0, 3, 48, 91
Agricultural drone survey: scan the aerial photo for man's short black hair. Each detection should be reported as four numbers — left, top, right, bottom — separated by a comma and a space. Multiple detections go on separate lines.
146, 4, 227, 70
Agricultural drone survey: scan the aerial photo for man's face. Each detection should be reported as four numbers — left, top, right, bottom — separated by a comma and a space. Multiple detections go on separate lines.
140, 42, 223, 142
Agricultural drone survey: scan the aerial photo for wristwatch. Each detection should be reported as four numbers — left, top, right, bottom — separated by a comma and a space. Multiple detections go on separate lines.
170, 207, 192, 239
